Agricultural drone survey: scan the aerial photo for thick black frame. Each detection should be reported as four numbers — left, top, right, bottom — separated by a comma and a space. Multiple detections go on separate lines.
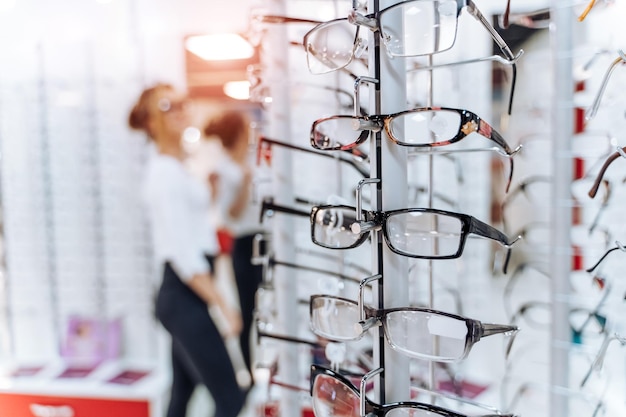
309, 294, 518, 362
309, 204, 514, 263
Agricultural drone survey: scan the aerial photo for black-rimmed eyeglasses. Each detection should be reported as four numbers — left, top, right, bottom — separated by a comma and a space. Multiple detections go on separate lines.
310, 204, 518, 272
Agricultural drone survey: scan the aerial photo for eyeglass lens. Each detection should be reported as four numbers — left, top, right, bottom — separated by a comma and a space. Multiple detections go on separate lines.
385, 210, 464, 257
378, 0, 459, 57
311, 206, 361, 249
312, 373, 360, 417
304, 19, 360, 75
312, 371, 457, 417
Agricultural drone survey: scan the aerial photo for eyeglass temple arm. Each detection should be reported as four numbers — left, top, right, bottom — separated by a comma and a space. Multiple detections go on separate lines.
578, 0, 597, 22
409, 49, 524, 72
502, 0, 511, 28
586, 53, 626, 121
466, 1, 515, 62
260, 197, 311, 223
482, 123, 521, 192
469, 218, 521, 274
466, 0, 520, 114
270, 257, 361, 284
253, 14, 323, 25
588, 148, 624, 198
580, 332, 626, 387
409, 384, 512, 416
259, 136, 370, 177
257, 328, 323, 348
585, 242, 626, 273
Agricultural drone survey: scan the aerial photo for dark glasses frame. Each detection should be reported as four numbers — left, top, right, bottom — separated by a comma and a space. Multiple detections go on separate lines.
309, 294, 518, 362
310, 204, 517, 272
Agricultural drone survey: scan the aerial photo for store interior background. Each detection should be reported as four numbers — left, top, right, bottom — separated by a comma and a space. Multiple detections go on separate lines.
0, 0, 625, 416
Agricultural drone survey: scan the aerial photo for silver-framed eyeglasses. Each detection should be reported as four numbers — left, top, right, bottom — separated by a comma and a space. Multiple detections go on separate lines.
310, 294, 519, 362
302, 0, 522, 75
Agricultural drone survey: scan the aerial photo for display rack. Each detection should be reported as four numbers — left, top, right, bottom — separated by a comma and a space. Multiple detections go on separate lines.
254, 0, 519, 416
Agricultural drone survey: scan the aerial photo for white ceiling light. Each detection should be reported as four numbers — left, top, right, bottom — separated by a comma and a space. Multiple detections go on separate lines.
223, 81, 251, 100
185, 33, 254, 61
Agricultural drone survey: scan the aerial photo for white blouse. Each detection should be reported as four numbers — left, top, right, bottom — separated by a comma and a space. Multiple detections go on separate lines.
142, 150, 218, 282
213, 153, 265, 237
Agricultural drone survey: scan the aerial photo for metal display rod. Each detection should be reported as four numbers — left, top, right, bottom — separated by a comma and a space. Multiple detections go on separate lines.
368, 0, 410, 404
550, 1, 573, 417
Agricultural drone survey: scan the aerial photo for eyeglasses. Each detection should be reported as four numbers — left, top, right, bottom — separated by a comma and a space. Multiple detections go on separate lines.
310, 204, 517, 271
580, 331, 626, 387
509, 300, 608, 345
246, 12, 323, 47
310, 294, 518, 362
310, 365, 517, 417
311, 107, 518, 155
303, 0, 520, 75
585, 241, 626, 273
585, 50, 626, 121
587, 145, 626, 199
311, 107, 519, 191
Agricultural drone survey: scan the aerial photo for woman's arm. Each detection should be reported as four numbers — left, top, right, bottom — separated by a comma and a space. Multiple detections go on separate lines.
228, 165, 252, 220
188, 272, 242, 337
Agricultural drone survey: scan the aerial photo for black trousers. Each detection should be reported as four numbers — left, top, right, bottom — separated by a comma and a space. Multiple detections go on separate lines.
155, 257, 246, 417
231, 233, 263, 380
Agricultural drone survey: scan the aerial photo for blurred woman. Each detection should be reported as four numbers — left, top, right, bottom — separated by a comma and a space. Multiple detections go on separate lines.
129, 83, 247, 417
204, 110, 265, 385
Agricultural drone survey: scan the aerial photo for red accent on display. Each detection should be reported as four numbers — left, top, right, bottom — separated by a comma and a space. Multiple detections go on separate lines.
572, 245, 583, 271
573, 157, 585, 180
263, 402, 313, 417
574, 107, 586, 133
0, 393, 149, 417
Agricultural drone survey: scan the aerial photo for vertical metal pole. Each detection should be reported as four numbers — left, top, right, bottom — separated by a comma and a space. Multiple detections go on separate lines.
550, 2, 572, 416
370, 0, 409, 404
264, 1, 297, 416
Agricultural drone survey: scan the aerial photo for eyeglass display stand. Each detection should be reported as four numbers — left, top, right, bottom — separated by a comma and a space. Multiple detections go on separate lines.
367, 0, 410, 404
262, 1, 300, 417
550, 2, 574, 417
